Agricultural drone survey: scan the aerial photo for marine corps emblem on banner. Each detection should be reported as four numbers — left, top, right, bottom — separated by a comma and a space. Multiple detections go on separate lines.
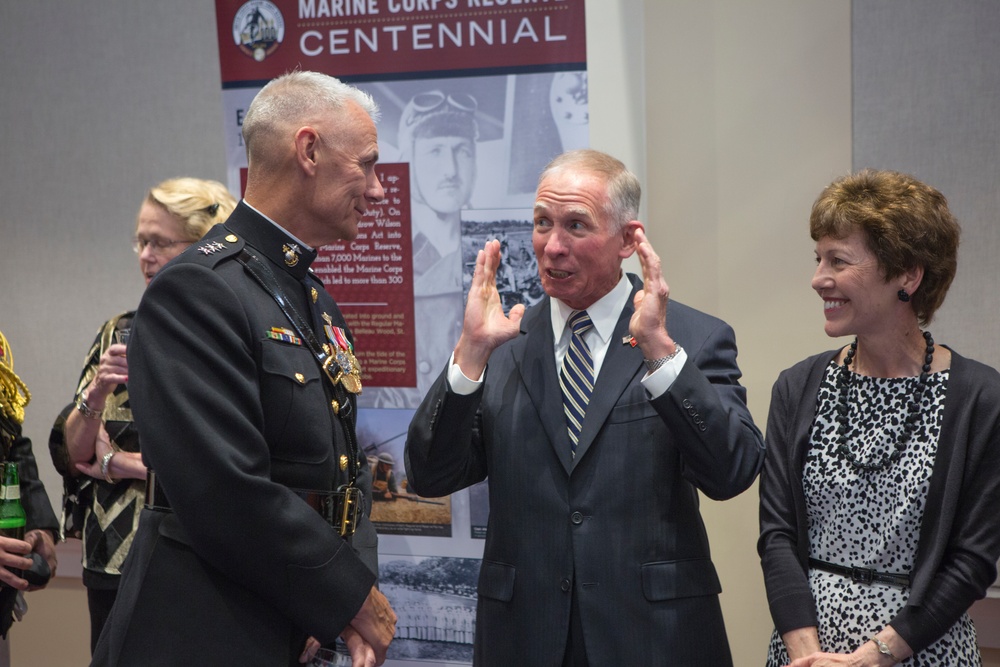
233, 1, 284, 62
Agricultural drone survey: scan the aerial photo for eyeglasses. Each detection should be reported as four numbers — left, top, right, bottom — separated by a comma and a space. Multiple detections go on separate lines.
406, 91, 478, 125
132, 237, 193, 254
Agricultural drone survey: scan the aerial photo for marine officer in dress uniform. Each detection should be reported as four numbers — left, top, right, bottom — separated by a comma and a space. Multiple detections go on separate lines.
92, 71, 397, 667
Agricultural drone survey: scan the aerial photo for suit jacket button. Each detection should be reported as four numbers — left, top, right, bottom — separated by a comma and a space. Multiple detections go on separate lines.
560, 578, 571, 592
570, 511, 583, 525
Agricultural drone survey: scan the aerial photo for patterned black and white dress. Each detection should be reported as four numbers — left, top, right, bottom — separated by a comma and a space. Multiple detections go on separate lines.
765, 362, 982, 666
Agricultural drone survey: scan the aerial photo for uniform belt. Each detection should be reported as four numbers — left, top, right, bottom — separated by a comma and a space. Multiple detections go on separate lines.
808, 557, 911, 588
144, 471, 359, 536
144, 469, 172, 512
295, 487, 361, 537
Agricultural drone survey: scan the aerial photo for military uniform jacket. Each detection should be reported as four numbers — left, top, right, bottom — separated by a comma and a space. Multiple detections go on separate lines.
406, 280, 765, 667
3, 422, 58, 536
93, 202, 377, 667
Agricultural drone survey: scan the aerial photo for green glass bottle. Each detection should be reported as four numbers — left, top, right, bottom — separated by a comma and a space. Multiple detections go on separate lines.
0, 462, 25, 541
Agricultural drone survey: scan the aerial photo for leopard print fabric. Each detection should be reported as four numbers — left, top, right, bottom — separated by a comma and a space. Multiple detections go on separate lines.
766, 362, 981, 666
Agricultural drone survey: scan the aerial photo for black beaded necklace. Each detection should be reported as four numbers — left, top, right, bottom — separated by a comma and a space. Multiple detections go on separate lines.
835, 330, 934, 472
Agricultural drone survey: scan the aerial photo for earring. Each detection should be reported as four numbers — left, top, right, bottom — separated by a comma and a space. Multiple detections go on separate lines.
897, 288, 911, 302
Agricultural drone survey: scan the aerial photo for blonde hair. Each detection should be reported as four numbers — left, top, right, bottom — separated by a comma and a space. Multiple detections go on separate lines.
0, 330, 30, 426
143, 177, 238, 241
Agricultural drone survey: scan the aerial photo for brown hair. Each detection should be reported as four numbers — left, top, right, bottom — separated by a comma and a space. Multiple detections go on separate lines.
810, 168, 960, 325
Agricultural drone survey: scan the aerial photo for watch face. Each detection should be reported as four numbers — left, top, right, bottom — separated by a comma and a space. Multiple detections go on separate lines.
872, 638, 893, 656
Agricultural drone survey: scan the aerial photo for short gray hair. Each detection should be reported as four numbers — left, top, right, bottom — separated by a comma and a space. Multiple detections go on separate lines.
242, 71, 380, 164
539, 149, 640, 232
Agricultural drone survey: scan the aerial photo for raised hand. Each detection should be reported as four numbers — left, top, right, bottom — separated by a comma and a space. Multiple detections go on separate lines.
453, 239, 526, 379
89, 343, 129, 408
628, 227, 677, 360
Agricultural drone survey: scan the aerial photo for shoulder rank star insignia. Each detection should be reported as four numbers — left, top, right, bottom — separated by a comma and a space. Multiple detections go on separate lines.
198, 241, 227, 255
283, 243, 300, 267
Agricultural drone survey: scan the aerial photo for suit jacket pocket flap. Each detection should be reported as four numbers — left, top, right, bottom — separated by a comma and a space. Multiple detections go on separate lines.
477, 560, 516, 602
641, 558, 721, 601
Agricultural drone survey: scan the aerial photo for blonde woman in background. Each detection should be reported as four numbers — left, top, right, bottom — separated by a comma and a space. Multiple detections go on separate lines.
48, 177, 236, 654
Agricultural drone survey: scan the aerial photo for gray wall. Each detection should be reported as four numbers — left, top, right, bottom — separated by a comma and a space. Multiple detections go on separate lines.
0, 0, 228, 531
854, 0, 1000, 371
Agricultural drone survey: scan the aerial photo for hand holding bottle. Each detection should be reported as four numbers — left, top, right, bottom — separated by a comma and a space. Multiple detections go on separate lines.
0, 462, 32, 590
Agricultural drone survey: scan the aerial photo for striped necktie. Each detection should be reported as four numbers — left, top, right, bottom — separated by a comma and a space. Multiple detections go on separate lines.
560, 310, 594, 456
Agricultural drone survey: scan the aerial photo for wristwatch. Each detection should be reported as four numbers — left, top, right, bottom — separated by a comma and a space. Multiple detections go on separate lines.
644, 345, 683, 373
870, 636, 897, 661
75, 395, 102, 420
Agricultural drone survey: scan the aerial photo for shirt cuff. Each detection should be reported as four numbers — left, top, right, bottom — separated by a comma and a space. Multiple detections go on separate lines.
640, 347, 688, 398
447, 352, 483, 395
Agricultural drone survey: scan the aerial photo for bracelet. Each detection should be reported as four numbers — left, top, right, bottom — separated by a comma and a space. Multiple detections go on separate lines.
100, 450, 117, 483
870, 636, 897, 661
75, 395, 103, 420
644, 345, 684, 373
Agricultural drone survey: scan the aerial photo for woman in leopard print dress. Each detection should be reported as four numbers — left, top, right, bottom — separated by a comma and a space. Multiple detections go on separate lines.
759, 170, 1000, 666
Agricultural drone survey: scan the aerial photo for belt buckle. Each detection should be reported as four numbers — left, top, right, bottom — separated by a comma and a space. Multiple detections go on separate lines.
851, 566, 875, 585
330, 485, 361, 537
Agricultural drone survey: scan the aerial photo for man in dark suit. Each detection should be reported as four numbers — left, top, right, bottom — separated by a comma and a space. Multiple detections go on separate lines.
405, 149, 764, 666
92, 71, 396, 666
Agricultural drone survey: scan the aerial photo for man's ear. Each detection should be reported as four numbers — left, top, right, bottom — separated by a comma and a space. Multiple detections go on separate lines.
620, 220, 644, 258
294, 126, 320, 176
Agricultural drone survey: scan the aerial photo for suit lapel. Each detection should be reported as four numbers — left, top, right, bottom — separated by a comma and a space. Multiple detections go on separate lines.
571, 280, 645, 466
511, 298, 577, 475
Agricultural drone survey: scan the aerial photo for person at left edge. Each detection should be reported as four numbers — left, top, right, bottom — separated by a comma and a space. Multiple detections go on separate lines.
91, 71, 397, 667
0, 329, 59, 666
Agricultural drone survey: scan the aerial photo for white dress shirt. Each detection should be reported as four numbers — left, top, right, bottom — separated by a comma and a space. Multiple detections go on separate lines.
448, 273, 687, 398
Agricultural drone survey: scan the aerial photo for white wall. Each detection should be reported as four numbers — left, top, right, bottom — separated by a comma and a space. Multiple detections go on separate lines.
642, 2, 852, 662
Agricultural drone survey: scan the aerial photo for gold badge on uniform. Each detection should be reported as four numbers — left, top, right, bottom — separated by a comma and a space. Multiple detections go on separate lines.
320, 324, 363, 395
283, 243, 300, 267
